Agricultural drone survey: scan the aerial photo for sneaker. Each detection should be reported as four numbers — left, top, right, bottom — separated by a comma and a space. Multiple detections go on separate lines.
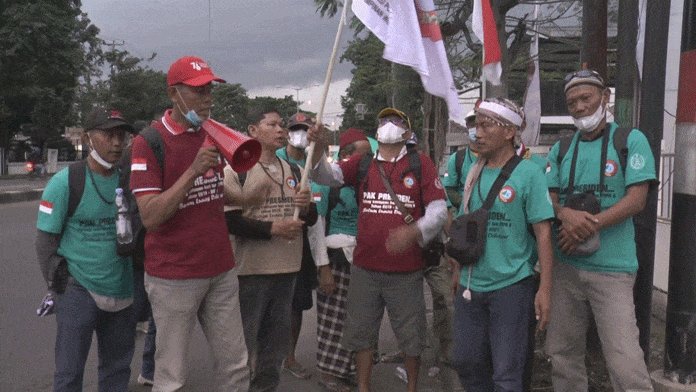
137, 374, 154, 387
282, 360, 312, 379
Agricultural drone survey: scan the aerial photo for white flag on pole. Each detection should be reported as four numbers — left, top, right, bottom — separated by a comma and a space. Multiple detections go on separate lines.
352, 0, 464, 121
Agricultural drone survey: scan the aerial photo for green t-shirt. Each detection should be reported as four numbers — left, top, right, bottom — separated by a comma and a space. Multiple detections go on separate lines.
456, 159, 555, 292
545, 123, 657, 273
442, 147, 477, 191
313, 185, 359, 237
36, 166, 133, 298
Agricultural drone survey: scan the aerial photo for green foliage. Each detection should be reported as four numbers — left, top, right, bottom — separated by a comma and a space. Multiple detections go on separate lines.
338, 34, 424, 138
212, 83, 250, 131
0, 0, 101, 148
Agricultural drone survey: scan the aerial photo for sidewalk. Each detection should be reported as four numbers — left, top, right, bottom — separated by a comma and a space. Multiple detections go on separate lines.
0, 175, 50, 204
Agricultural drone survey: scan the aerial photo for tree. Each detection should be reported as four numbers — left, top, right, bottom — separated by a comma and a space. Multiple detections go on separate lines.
0, 0, 101, 149
212, 83, 250, 131
338, 34, 424, 138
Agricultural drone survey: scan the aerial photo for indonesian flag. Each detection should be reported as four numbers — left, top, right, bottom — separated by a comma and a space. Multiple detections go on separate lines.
131, 158, 147, 172
352, 0, 464, 121
39, 200, 53, 215
472, 0, 502, 85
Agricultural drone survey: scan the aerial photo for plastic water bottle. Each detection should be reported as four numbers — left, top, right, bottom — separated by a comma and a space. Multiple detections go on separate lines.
115, 188, 132, 244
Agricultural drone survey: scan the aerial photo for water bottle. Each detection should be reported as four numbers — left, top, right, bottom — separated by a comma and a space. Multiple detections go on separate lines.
115, 188, 133, 244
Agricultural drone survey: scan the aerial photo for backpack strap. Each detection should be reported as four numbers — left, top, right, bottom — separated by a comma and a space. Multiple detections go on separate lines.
325, 186, 344, 235
403, 147, 421, 183
556, 134, 575, 168
354, 152, 373, 203
455, 148, 466, 183
139, 126, 165, 172
67, 160, 87, 218
613, 127, 631, 176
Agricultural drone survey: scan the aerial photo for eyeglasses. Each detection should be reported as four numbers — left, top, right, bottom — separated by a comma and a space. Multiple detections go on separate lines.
564, 69, 605, 84
379, 117, 407, 126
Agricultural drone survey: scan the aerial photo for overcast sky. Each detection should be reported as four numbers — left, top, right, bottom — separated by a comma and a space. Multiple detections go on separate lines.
81, 0, 353, 126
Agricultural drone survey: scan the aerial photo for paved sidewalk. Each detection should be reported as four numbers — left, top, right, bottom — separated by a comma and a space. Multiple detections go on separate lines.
0, 175, 50, 204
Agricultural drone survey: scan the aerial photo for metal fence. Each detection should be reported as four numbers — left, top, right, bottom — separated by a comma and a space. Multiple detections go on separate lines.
657, 153, 674, 221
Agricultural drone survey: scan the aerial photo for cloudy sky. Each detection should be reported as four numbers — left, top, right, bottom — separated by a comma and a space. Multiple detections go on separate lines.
81, 0, 354, 126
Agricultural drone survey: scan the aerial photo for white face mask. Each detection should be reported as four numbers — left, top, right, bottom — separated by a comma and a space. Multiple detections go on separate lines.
376, 122, 406, 144
468, 127, 477, 142
287, 130, 309, 149
88, 136, 114, 169
573, 97, 606, 133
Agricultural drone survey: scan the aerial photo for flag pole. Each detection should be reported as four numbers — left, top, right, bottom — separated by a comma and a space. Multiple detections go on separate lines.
294, 0, 350, 219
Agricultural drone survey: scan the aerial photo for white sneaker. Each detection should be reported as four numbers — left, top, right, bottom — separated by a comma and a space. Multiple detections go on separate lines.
137, 374, 154, 387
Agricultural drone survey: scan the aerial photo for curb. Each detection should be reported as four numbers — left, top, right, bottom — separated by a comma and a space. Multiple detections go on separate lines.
0, 190, 43, 204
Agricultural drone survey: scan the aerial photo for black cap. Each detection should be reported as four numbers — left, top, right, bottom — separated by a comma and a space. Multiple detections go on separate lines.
84, 108, 135, 133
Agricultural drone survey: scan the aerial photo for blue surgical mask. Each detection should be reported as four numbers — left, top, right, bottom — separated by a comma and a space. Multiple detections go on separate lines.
184, 109, 205, 128
175, 87, 206, 128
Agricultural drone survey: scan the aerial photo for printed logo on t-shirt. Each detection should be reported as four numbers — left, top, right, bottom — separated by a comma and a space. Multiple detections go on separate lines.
403, 174, 415, 188
605, 159, 618, 177
286, 177, 297, 188
498, 186, 516, 203
630, 153, 646, 170
434, 178, 443, 190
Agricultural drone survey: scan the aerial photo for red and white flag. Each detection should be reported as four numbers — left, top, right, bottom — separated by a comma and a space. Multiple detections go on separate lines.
352, 0, 464, 121
39, 200, 53, 215
471, 0, 502, 85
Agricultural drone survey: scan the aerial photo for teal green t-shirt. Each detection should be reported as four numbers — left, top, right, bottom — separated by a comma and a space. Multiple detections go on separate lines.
545, 123, 657, 273
457, 159, 554, 292
442, 148, 477, 191
313, 185, 359, 237
36, 166, 133, 298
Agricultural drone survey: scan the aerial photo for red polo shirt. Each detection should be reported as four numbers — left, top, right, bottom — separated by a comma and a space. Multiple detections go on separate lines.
130, 110, 234, 279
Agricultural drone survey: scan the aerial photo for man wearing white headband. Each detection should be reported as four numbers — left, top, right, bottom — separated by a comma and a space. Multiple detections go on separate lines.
545, 69, 657, 392
450, 98, 555, 392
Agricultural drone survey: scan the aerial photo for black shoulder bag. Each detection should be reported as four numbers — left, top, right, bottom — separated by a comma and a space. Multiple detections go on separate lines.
376, 161, 444, 268
446, 155, 522, 267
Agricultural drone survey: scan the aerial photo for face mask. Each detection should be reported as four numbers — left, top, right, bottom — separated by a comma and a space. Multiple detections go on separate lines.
88, 136, 114, 169
468, 127, 477, 142
573, 97, 606, 133
376, 122, 406, 144
288, 130, 309, 149
175, 88, 206, 128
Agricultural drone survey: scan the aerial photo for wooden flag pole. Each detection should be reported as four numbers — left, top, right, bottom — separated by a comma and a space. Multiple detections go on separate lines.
294, 0, 350, 219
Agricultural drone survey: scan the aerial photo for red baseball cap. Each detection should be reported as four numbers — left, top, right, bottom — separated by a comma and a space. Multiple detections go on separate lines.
339, 128, 368, 149
167, 56, 226, 87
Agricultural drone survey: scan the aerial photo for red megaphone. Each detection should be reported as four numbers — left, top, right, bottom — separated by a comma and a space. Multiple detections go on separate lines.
201, 119, 261, 173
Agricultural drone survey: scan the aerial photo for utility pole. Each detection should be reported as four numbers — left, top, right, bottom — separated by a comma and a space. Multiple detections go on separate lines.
105, 40, 125, 80
634, 0, 671, 367
582, 0, 608, 79
661, 0, 696, 386
614, 0, 639, 128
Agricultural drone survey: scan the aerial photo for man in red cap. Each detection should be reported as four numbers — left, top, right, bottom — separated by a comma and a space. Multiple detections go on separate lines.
129, 56, 249, 391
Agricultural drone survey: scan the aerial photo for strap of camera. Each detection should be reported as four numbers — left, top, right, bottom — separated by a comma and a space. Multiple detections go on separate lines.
377, 162, 415, 225
566, 125, 610, 202
480, 155, 523, 211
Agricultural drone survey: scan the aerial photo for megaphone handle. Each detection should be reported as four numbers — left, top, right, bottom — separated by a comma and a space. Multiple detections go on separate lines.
202, 135, 217, 178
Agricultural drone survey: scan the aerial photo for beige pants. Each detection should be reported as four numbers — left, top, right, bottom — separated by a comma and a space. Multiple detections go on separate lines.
145, 269, 250, 392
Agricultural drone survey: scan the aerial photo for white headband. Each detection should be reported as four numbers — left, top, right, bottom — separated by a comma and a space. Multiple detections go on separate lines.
476, 101, 524, 127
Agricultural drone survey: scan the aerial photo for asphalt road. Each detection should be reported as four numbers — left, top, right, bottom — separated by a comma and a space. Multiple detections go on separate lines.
0, 200, 459, 391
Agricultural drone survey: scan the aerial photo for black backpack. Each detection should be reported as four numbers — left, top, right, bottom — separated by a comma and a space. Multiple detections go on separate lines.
67, 127, 164, 268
